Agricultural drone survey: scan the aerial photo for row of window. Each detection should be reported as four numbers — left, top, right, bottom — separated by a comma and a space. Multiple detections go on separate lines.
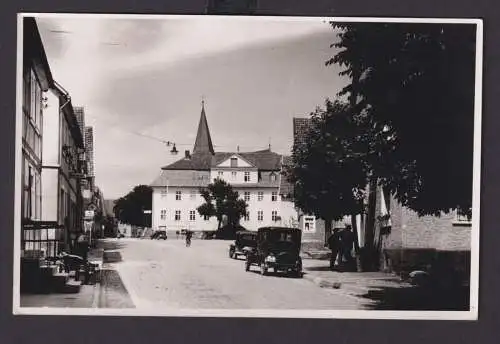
22, 67, 43, 160
215, 171, 278, 183
22, 157, 41, 220
159, 209, 280, 222
163, 190, 279, 202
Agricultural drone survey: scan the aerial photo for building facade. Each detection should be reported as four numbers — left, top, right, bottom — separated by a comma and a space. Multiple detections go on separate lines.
84, 126, 95, 191
21, 18, 55, 256
41, 81, 85, 252
151, 103, 299, 234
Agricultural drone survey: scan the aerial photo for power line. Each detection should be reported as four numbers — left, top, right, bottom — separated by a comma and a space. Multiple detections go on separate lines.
84, 114, 291, 152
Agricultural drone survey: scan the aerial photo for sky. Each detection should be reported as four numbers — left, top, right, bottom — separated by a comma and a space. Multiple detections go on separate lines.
36, 15, 348, 200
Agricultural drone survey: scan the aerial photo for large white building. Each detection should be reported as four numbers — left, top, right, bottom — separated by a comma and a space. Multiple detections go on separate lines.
150, 103, 299, 234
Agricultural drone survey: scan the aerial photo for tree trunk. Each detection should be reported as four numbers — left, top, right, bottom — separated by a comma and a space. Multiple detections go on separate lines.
364, 177, 378, 271
351, 213, 363, 272
351, 214, 360, 253
324, 217, 333, 246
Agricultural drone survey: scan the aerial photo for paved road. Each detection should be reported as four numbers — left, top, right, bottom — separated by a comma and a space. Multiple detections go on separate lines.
102, 238, 365, 310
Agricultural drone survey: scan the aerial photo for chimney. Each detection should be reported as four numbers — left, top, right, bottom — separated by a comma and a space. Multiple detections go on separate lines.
185, 150, 191, 159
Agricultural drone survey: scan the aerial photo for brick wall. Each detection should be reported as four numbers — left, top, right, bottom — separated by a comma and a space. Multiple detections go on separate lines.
377, 186, 471, 277
386, 199, 471, 251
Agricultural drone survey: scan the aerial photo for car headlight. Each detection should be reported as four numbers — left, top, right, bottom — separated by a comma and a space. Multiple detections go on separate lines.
265, 255, 276, 263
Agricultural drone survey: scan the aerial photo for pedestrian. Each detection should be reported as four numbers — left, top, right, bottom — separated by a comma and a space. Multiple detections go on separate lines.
185, 230, 193, 247
327, 228, 342, 270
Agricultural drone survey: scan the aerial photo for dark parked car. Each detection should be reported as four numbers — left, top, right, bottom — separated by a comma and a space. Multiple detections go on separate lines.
151, 230, 168, 240
245, 227, 303, 278
229, 231, 257, 259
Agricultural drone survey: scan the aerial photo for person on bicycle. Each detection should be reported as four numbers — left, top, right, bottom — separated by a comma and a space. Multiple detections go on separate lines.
185, 230, 193, 247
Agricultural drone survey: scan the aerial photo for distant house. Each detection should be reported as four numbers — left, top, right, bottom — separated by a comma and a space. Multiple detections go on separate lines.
150, 102, 299, 234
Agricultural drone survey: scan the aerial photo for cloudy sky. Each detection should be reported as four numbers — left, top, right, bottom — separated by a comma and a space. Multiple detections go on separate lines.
35, 15, 348, 200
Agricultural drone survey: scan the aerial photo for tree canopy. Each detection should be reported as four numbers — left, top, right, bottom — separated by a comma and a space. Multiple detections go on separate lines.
326, 22, 476, 216
113, 185, 153, 227
287, 100, 368, 232
197, 178, 248, 230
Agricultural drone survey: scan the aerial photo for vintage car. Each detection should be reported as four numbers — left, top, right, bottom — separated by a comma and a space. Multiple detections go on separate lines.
151, 230, 168, 240
229, 231, 257, 259
245, 227, 303, 277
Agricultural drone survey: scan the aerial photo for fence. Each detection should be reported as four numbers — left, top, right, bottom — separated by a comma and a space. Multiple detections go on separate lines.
22, 221, 64, 259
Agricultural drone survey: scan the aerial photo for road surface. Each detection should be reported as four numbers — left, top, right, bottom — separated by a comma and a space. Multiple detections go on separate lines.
101, 238, 365, 310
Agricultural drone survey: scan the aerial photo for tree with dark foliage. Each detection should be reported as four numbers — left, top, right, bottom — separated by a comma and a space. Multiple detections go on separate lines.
197, 178, 248, 233
113, 185, 153, 227
286, 100, 369, 244
327, 22, 476, 217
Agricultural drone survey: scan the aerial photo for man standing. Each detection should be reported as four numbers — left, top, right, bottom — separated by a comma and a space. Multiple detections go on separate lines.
327, 228, 341, 270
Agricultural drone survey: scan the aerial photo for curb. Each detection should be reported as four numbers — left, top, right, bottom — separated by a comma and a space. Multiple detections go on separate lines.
303, 273, 342, 289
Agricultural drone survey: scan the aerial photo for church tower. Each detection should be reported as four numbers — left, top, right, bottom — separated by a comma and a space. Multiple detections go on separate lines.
193, 100, 215, 155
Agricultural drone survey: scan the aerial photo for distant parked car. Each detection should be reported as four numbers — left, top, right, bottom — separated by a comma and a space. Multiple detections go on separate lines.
151, 230, 168, 240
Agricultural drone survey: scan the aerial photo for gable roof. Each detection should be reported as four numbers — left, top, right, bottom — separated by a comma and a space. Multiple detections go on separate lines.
161, 149, 283, 171
214, 153, 256, 168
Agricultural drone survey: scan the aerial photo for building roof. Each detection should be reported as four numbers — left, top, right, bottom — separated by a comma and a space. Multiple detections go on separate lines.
150, 168, 282, 188
24, 17, 54, 91
161, 149, 283, 171
52, 81, 84, 149
193, 101, 215, 155
154, 100, 285, 188
151, 170, 211, 188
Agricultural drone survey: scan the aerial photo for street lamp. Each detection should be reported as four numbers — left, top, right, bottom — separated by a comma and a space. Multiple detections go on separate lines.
170, 143, 178, 155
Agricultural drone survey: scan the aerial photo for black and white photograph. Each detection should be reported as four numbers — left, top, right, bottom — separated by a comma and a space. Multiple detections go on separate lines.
13, 13, 482, 319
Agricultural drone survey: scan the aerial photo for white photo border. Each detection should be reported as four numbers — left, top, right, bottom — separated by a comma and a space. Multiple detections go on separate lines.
12, 13, 483, 320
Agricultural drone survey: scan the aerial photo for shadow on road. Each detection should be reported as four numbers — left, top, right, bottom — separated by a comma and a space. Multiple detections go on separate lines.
246, 268, 304, 279
304, 266, 333, 272
99, 269, 135, 308
360, 285, 470, 310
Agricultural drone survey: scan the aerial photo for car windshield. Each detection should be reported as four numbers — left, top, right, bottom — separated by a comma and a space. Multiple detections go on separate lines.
261, 230, 298, 249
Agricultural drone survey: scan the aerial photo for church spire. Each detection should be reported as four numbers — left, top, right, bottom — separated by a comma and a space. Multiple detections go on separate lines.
193, 98, 215, 155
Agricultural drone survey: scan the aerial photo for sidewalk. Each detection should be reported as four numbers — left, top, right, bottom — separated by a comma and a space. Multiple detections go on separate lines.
20, 247, 105, 308
300, 250, 411, 309
300, 254, 470, 310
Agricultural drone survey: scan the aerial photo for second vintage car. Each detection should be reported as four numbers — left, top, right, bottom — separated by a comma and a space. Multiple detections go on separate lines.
229, 230, 257, 259
245, 227, 303, 278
